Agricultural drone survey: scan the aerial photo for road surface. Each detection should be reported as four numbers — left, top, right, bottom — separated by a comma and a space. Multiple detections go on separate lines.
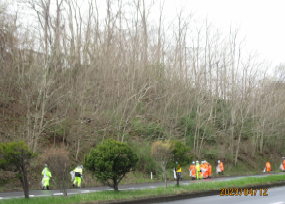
0, 173, 284, 200
156, 186, 285, 204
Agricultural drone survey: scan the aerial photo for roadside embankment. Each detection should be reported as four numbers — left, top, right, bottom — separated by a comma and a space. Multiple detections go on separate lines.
1, 173, 285, 204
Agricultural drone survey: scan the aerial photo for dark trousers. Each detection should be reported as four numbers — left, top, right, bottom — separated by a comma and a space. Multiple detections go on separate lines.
178, 172, 182, 180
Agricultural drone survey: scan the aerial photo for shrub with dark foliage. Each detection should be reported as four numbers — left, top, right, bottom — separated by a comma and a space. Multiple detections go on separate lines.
84, 139, 138, 190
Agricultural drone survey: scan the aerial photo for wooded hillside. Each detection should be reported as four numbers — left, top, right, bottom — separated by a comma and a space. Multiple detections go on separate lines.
1, 0, 285, 167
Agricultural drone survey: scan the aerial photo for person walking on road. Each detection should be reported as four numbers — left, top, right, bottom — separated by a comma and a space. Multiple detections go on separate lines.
208, 162, 212, 178
217, 160, 224, 175
204, 160, 209, 179
196, 161, 200, 180
42, 164, 52, 190
189, 161, 196, 180
73, 165, 83, 188
176, 164, 182, 181
265, 161, 271, 172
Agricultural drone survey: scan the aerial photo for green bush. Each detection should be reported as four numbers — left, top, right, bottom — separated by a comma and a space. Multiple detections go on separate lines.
167, 140, 192, 168
0, 141, 36, 198
84, 139, 138, 190
130, 142, 157, 174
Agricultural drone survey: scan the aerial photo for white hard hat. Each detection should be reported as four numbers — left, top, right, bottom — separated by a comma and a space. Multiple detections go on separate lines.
218, 160, 220, 163
196, 160, 199, 163
45, 164, 48, 167
192, 161, 195, 164
80, 165, 83, 169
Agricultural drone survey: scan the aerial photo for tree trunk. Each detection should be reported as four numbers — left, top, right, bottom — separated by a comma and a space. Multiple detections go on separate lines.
176, 172, 179, 186
62, 163, 67, 197
163, 167, 167, 189
234, 121, 244, 166
21, 162, 29, 198
113, 178, 119, 191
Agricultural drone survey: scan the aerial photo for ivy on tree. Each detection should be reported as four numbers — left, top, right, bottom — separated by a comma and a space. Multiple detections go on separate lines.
84, 139, 138, 190
0, 141, 36, 198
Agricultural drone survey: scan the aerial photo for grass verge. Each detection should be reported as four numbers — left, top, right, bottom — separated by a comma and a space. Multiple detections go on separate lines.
2, 174, 285, 204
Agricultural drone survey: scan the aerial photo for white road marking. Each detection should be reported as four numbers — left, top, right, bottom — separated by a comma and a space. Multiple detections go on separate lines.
81, 190, 90, 193
53, 193, 63, 196
270, 202, 284, 204
30, 195, 35, 197
0, 197, 2, 199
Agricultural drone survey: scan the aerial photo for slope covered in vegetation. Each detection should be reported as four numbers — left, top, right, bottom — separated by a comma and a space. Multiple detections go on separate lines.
0, 0, 285, 191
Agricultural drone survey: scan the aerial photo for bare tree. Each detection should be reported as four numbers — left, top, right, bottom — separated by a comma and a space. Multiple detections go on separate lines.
43, 147, 69, 196
151, 139, 173, 189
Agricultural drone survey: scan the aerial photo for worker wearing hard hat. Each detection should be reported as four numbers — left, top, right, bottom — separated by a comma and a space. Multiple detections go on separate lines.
217, 160, 224, 175
73, 165, 83, 188
189, 161, 196, 180
42, 164, 52, 190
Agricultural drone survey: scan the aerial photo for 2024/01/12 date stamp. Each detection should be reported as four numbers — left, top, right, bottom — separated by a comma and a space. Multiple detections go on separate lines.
220, 188, 268, 196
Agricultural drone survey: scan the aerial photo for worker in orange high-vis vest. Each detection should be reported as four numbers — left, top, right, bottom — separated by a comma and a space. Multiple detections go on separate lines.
265, 161, 271, 172
283, 157, 285, 172
218, 160, 224, 175
208, 162, 212, 178
204, 161, 209, 179
189, 161, 196, 180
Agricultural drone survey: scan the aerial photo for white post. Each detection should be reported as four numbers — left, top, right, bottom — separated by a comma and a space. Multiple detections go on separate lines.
151, 172, 153, 179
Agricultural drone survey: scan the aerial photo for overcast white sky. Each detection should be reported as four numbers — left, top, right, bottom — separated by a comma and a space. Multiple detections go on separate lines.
11, 0, 285, 69
162, 0, 285, 68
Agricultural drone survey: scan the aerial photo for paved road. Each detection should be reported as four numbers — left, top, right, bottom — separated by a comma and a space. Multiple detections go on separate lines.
157, 186, 285, 204
0, 173, 283, 200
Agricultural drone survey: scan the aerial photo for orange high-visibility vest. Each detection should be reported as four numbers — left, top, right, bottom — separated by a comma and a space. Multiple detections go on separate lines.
204, 163, 209, 178
283, 160, 285, 170
266, 162, 271, 171
189, 165, 196, 177
219, 162, 224, 171
209, 163, 212, 176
